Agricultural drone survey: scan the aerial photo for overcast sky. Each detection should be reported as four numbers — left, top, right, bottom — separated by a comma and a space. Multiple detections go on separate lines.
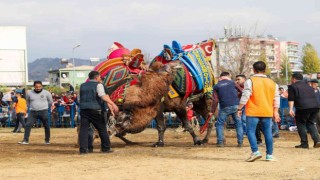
1, 0, 320, 62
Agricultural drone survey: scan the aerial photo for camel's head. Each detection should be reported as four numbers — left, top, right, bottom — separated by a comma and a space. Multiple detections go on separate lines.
114, 111, 133, 132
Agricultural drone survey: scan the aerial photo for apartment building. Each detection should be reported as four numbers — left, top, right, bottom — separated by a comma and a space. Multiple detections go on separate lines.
280, 41, 302, 73
214, 27, 302, 77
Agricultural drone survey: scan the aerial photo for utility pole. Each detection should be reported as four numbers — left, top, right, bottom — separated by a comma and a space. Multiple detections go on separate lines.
285, 58, 288, 85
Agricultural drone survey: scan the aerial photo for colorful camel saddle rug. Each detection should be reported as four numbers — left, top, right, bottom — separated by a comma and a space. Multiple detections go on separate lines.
184, 48, 213, 93
172, 40, 213, 93
102, 63, 130, 89
151, 55, 196, 99
172, 61, 196, 98
109, 78, 139, 105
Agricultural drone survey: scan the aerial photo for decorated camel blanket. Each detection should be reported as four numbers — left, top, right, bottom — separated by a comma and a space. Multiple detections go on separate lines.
89, 42, 146, 89
151, 39, 215, 98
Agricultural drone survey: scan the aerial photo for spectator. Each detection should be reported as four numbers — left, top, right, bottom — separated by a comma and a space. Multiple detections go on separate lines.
237, 61, 280, 162
18, 81, 53, 145
68, 83, 75, 93
186, 102, 198, 129
214, 72, 243, 147
317, 72, 320, 85
303, 73, 312, 84
288, 74, 320, 149
12, 89, 27, 133
309, 79, 320, 104
235, 74, 247, 135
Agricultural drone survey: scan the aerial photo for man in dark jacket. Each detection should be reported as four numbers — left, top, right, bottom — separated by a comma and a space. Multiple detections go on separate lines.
79, 71, 119, 154
288, 73, 320, 148
214, 72, 243, 147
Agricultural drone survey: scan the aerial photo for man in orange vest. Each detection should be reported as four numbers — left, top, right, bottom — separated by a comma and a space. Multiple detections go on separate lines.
237, 61, 280, 162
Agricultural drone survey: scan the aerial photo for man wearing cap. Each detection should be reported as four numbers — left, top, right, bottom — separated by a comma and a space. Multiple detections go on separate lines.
12, 89, 27, 133
309, 79, 320, 133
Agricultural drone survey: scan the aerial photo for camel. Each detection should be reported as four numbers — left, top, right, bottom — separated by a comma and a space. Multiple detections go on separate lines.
148, 40, 218, 147
151, 78, 218, 146
108, 61, 182, 144
90, 41, 218, 146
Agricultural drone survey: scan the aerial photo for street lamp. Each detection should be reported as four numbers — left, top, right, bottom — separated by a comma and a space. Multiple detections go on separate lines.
72, 44, 81, 87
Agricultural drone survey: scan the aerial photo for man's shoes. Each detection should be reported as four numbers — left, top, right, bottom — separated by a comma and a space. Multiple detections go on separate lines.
295, 144, 309, 149
18, 140, 29, 145
314, 142, 320, 148
246, 151, 262, 162
216, 143, 224, 147
257, 142, 264, 147
266, 154, 275, 161
273, 134, 280, 138
101, 149, 113, 153
45, 141, 50, 145
16, 131, 23, 133
79, 152, 88, 155
88, 149, 93, 153
237, 143, 243, 147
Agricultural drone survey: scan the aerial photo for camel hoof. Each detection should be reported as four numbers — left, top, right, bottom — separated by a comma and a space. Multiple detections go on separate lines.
201, 139, 208, 145
194, 140, 203, 146
153, 142, 164, 147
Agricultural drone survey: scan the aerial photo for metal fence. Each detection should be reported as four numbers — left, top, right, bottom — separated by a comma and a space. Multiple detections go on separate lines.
1, 99, 295, 129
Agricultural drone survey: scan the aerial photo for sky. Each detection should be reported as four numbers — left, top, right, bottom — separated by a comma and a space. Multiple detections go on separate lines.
1, 0, 320, 62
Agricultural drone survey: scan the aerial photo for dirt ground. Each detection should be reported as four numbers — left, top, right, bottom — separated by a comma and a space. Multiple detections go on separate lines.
0, 127, 319, 180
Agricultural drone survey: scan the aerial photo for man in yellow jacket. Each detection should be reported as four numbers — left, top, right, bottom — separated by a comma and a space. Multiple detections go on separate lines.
12, 89, 27, 133
237, 61, 280, 162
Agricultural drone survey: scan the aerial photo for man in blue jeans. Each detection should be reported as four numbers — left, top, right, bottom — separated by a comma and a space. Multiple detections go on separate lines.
214, 72, 243, 147
235, 74, 247, 135
237, 61, 280, 162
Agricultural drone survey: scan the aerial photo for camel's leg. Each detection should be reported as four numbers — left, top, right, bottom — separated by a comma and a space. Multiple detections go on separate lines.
175, 109, 202, 145
202, 122, 214, 144
115, 133, 137, 145
153, 112, 166, 147
193, 97, 218, 145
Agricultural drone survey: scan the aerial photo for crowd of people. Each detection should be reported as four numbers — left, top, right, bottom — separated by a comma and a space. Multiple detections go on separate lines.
0, 86, 80, 129
1, 61, 320, 161
210, 61, 320, 162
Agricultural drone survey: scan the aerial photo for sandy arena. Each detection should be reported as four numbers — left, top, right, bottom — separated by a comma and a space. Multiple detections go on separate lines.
0, 127, 319, 180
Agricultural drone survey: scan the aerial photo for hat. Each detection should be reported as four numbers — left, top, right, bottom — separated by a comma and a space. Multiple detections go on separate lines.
310, 79, 318, 83
15, 89, 23, 94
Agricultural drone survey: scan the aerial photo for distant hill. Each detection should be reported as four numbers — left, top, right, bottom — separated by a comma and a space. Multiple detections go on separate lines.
28, 58, 97, 81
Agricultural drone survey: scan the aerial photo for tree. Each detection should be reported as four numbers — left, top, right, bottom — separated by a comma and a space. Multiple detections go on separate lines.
217, 37, 253, 78
216, 25, 276, 78
258, 51, 271, 76
280, 55, 292, 85
302, 43, 320, 74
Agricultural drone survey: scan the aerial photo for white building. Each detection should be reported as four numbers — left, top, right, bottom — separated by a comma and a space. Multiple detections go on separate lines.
280, 41, 302, 73
0, 26, 28, 86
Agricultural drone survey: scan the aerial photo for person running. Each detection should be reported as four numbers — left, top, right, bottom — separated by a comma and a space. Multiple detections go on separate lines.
237, 61, 280, 162
19, 81, 53, 145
